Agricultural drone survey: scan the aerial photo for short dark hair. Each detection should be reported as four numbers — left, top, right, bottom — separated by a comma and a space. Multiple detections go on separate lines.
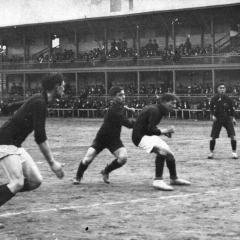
216, 80, 226, 88
42, 72, 64, 91
161, 93, 179, 103
109, 86, 124, 97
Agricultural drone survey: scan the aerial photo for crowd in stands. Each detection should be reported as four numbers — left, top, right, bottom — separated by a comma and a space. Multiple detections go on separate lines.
7, 34, 240, 64
176, 83, 240, 95
5, 81, 240, 99
2, 94, 240, 120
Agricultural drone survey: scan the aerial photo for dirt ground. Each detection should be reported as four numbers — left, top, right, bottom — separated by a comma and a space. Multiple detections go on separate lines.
1, 117, 240, 240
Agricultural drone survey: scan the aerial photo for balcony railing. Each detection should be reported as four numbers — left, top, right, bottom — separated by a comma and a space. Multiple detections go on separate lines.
1, 53, 240, 70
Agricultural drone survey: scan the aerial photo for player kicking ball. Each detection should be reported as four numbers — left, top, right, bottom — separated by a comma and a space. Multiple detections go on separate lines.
0, 73, 65, 207
208, 81, 238, 159
73, 86, 135, 185
132, 93, 191, 191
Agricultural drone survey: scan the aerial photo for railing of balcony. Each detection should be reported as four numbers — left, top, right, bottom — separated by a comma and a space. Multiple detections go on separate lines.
1, 53, 240, 70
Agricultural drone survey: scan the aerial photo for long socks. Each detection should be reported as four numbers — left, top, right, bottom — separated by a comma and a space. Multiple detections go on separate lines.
210, 140, 216, 151
76, 161, 89, 179
0, 185, 15, 207
166, 154, 177, 180
231, 140, 237, 151
155, 154, 165, 180
104, 159, 122, 173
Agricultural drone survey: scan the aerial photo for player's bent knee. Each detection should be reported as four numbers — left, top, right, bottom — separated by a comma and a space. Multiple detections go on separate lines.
118, 156, 127, 165
166, 152, 175, 162
230, 135, 236, 140
30, 175, 43, 190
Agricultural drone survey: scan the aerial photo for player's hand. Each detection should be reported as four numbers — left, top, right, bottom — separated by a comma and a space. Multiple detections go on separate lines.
50, 160, 64, 179
232, 118, 236, 125
167, 126, 175, 134
212, 115, 217, 122
164, 133, 172, 138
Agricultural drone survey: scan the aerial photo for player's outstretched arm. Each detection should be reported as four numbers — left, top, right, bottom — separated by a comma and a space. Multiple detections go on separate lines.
161, 126, 175, 138
124, 105, 135, 113
38, 140, 64, 179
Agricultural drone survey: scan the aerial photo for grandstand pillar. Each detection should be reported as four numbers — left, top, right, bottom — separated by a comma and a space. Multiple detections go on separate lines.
105, 72, 108, 100
201, 26, 204, 49
23, 73, 26, 100
75, 72, 78, 96
173, 70, 176, 94
172, 17, 176, 53
136, 25, 140, 56
48, 30, 52, 59
137, 71, 140, 100
104, 23, 108, 55
23, 33, 26, 62
212, 69, 215, 95
74, 26, 79, 58
0, 73, 2, 101
211, 14, 215, 54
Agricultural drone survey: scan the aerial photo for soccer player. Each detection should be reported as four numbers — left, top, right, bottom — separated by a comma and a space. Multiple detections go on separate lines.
132, 93, 191, 191
73, 86, 135, 184
208, 81, 238, 159
0, 72, 65, 207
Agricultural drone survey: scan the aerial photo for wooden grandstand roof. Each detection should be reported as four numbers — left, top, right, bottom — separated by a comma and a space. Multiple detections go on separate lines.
1, 0, 240, 28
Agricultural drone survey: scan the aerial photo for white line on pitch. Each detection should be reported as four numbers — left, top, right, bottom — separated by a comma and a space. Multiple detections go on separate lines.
1, 188, 240, 218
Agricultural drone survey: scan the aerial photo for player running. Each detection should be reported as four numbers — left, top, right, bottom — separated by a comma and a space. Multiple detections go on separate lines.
0, 72, 65, 207
208, 81, 238, 159
73, 86, 135, 184
132, 93, 191, 191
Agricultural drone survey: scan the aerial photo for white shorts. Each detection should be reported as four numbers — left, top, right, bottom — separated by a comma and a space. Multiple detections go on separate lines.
138, 135, 170, 155
0, 145, 28, 163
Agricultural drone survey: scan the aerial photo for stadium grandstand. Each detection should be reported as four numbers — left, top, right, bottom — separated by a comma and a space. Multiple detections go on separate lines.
1, 0, 240, 119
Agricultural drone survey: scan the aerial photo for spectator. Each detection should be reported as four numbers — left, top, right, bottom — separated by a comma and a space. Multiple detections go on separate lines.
184, 38, 192, 55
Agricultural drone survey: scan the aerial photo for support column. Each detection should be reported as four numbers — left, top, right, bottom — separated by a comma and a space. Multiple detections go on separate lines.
104, 22, 108, 56
105, 71, 108, 102
48, 30, 52, 59
23, 73, 26, 100
212, 69, 215, 95
137, 71, 140, 100
75, 25, 79, 59
201, 26, 205, 49
23, 33, 26, 62
0, 73, 2, 102
136, 25, 140, 56
211, 14, 215, 54
172, 17, 176, 54
75, 72, 78, 96
173, 70, 176, 94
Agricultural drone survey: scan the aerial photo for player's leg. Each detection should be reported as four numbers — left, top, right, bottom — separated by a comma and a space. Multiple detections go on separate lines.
0, 155, 24, 206
73, 147, 98, 184
20, 148, 43, 191
225, 119, 238, 159
151, 151, 173, 190
208, 121, 221, 159
101, 147, 127, 184
151, 137, 190, 189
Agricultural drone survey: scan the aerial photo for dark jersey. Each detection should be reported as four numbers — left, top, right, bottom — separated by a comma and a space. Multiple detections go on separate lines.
210, 94, 234, 122
132, 104, 169, 146
0, 93, 48, 147
95, 102, 135, 142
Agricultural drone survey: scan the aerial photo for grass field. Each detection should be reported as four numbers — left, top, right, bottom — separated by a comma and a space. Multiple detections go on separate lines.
0, 117, 240, 240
